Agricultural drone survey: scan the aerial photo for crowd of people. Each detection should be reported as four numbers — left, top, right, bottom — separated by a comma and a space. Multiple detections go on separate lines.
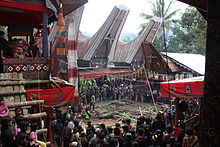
80, 78, 156, 107
0, 96, 48, 147
0, 31, 41, 60
0, 89, 200, 147
50, 103, 200, 147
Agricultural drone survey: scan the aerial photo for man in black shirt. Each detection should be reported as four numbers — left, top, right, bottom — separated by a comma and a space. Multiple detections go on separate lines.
0, 31, 8, 58
29, 40, 39, 58
3, 40, 14, 58
0, 31, 7, 73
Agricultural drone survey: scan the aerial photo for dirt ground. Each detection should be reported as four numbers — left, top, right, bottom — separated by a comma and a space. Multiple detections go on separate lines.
88, 100, 168, 127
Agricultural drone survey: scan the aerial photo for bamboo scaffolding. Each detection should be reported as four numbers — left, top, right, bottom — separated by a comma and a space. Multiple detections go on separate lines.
9, 106, 32, 110
7, 100, 44, 108
36, 128, 48, 134
0, 90, 26, 96
25, 112, 47, 119
0, 80, 50, 86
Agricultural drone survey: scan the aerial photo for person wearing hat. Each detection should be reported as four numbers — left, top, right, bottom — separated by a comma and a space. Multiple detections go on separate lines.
0, 97, 9, 117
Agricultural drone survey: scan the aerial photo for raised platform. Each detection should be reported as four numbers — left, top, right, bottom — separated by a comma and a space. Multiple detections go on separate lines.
3, 58, 49, 79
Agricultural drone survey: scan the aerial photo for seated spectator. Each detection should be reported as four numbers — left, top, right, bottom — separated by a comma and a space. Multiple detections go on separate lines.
29, 40, 40, 58
0, 97, 9, 117
13, 46, 24, 58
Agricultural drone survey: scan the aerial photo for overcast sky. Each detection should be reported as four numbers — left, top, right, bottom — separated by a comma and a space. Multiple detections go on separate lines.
79, 0, 189, 35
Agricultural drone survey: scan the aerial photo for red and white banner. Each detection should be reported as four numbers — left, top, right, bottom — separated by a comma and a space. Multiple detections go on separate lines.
67, 12, 79, 101
160, 76, 204, 98
26, 86, 76, 107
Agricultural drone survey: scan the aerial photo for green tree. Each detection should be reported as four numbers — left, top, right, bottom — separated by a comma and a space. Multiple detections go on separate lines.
140, 0, 179, 51
167, 7, 207, 55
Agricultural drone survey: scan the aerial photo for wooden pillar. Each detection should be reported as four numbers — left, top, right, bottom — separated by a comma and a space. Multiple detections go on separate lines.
49, 41, 53, 73
174, 97, 180, 127
42, 12, 49, 58
46, 107, 53, 147
200, 1, 220, 146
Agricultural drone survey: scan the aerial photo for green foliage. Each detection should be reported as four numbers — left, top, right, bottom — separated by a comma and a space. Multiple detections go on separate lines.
167, 7, 207, 55
140, 0, 180, 51
79, 78, 97, 93
140, 1, 206, 55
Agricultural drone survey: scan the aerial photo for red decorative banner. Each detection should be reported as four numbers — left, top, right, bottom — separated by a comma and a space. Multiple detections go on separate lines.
26, 86, 77, 107
160, 76, 204, 98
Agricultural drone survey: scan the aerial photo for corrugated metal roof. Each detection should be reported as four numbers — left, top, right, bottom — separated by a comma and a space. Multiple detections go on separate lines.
162, 52, 205, 75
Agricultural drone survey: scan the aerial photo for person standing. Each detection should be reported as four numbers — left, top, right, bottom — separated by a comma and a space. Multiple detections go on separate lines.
182, 127, 199, 147
29, 40, 40, 58
0, 31, 8, 59
90, 95, 96, 111
53, 119, 64, 147
0, 31, 7, 73
1, 117, 15, 147
0, 97, 9, 118
63, 122, 72, 147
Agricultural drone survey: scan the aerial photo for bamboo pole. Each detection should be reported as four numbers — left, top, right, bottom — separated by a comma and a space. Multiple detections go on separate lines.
9, 106, 32, 110
25, 112, 47, 119
0, 80, 50, 86
0, 90, 26, 96
36, 128, 48, 134
7, 100, 44, 108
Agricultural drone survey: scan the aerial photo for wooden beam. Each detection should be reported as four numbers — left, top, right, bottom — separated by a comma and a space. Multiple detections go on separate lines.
7, 100, 44, 108
36, 128, 47, 134
26, 112, 47, 119
0, 90, 26, 96
0, 80, 50, 86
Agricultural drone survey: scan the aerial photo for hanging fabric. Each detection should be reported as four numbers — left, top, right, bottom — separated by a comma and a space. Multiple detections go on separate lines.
67, 12, 79, 102
52, 4, 68, 80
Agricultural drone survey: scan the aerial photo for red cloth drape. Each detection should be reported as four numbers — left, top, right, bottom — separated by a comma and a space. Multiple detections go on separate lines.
160, 81, 204, 98
26, 86, 76, 107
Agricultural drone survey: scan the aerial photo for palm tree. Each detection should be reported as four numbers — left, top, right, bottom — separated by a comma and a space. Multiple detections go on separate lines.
140, 0, 180, 51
